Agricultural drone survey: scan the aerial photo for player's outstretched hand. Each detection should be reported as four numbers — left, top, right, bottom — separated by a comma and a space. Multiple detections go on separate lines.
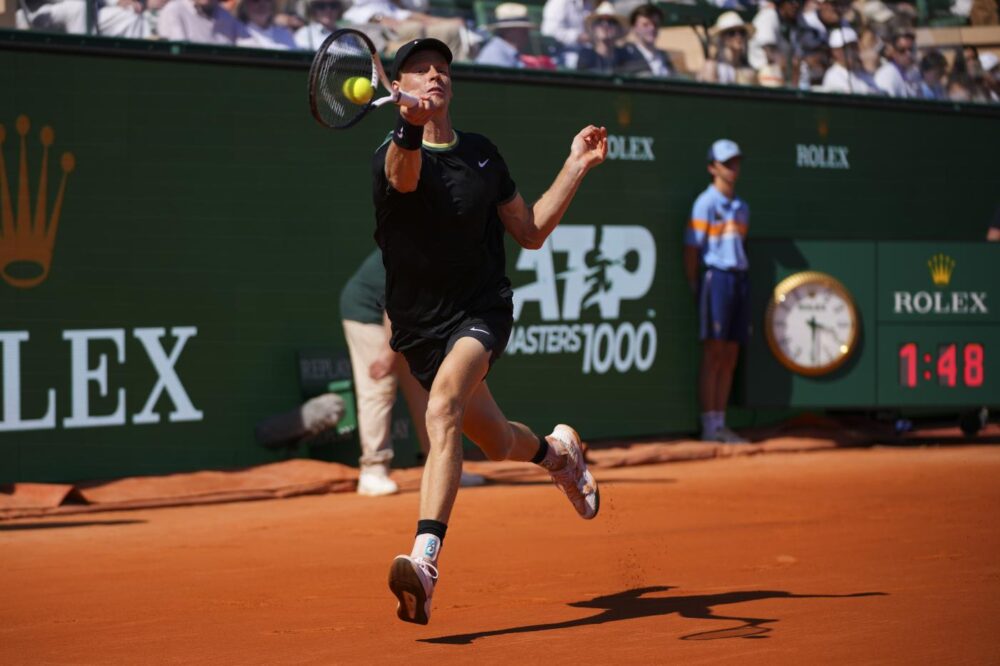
394, 83, 442, 126
570, 125, 608, 171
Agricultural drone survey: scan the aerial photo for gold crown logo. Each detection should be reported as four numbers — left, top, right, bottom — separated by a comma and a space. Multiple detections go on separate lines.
927, 253, 955, 287
0, 115, 75, 289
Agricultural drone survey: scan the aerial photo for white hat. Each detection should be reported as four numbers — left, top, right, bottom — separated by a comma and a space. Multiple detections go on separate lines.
828, 27, 859, 49
710, 11, 755, 38
980, 52, 999, 73
585, 1, 628, 31
488, 2, 535, 29
708, 138, 742, 163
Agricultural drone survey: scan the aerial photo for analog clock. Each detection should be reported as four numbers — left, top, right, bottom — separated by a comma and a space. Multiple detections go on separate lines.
765, 271, 860, 376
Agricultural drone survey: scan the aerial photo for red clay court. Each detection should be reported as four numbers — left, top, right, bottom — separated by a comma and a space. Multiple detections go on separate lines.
3, 442, 999, 664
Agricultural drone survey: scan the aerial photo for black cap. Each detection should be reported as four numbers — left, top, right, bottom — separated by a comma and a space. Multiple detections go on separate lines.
390, 38, 453, 81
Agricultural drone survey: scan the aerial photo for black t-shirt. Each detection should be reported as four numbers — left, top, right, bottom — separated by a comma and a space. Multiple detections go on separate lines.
372, 130, 518, 350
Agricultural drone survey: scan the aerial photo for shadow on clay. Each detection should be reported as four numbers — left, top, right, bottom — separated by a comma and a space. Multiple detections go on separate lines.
420, 585, 886, 645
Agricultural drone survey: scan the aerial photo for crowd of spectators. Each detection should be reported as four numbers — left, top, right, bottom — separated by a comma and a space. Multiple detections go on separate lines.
12, 0, 1000, 102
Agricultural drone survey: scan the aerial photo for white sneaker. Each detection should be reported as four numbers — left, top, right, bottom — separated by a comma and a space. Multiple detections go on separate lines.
547, 424, 600, 520
357, 465, 399, 496
459, 470, 486, 487
388, 554, 438, 625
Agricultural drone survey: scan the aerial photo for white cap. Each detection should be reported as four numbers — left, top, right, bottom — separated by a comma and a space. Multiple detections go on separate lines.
980, 52, 999, 73
708, 139, 742, 163
828, 27, 859, 49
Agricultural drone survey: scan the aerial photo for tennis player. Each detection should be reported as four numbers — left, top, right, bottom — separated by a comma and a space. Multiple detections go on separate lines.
373, 38, 607, 625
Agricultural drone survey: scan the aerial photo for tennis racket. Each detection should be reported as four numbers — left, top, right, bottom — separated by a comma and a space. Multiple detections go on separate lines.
308, 29, 420, 130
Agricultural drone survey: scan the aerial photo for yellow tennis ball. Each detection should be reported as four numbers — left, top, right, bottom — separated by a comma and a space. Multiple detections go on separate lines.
342, 76, 374, 105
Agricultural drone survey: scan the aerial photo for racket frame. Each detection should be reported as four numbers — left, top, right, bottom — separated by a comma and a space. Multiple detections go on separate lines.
308, 28, 419, 130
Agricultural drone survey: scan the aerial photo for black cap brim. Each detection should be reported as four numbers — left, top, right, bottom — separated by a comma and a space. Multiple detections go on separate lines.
390, 38, 453, 81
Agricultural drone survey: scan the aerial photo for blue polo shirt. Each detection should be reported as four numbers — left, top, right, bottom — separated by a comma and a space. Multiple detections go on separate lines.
684, 184, 750, 271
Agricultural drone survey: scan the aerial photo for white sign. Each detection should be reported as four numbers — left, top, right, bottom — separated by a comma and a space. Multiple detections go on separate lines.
510, 225, 657, 374
607, 135, 655, 162
796, 144, 850, 170
0, 326, 203, 432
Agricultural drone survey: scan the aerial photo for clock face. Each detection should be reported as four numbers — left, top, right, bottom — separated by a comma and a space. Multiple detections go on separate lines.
765, 271, 859, 376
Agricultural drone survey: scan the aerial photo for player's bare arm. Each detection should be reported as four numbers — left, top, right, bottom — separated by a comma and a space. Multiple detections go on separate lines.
499, 125, 608, 249
385, 54, 452, 193
384, 96, 437, 193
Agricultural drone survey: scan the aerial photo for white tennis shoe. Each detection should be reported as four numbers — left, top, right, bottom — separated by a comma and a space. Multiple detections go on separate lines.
388, 554, 438, 625
357, 465, 399, 496
547, 424, 600, 520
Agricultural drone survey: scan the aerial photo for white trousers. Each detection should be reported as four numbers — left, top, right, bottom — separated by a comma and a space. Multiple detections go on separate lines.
343, 320, 398, 467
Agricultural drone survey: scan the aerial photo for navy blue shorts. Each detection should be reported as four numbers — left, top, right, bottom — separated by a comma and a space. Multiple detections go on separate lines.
401, 308, 513, 392
699, 268, 750, 343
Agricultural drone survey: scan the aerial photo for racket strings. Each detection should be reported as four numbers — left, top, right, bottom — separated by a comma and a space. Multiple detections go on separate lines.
314, 32, 378, 128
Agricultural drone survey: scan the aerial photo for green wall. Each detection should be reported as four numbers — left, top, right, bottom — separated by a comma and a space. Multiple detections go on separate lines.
2, 34, 998, 482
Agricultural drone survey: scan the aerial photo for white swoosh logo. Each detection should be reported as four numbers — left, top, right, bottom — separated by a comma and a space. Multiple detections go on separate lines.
396, 128, 404, 138
469, 327, 488, 334
478, 159, 489, 168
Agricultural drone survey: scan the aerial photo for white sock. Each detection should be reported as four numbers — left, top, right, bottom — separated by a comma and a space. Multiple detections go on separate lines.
716, 412, 727, 430
411, 534, 442, 563
701, 412, 716, 433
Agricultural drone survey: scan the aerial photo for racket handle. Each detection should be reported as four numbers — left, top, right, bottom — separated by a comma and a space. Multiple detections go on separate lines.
395, 90, 420, 108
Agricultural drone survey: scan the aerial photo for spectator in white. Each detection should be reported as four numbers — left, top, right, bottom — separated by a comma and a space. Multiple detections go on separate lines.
475, 2, 536, 68
294, 0, 340, 49
979, 53, 1000, 102
16, 0, 88, 33
748, 0, 800, 71
821, 27, 880, 94
619, 4, 673, 77
800, 0, 845, 41
342, 0, 472, 59
755, 31, 786, 86
97, 0, 169, 37
541, 0, 595, 47
874, 27, 918, 97
917, 49, 948, 100
236, 0, 296, 47
158, 0, 246, 43
576, 1, 630, 73
699, 11, 757, 85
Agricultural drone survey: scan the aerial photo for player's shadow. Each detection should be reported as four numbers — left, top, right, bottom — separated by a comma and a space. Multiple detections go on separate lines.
486, 478, 676, 488
421, 585, 886, 645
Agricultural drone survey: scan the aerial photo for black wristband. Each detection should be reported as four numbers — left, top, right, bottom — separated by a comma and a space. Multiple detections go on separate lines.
392, 115, 423, 151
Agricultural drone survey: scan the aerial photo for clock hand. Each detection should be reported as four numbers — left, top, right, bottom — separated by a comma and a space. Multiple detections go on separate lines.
814, 320, 846, 345
808, 317, 818, 363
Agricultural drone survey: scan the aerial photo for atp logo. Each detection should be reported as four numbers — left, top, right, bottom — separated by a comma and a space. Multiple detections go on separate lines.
509, 225, 657, 375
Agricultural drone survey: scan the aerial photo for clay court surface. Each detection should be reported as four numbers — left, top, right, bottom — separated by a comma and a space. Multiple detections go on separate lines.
3, 445, 999, 664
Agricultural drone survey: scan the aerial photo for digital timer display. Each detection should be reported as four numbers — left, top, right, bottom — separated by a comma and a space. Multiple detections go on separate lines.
898, 343, 985, 388
877, 327, 998, 406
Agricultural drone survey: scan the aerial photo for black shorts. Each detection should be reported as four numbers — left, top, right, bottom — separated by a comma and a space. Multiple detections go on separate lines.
401, 309, 513, 392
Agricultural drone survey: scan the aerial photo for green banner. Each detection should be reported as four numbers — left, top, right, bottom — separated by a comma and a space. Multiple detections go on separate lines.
2, 36, 999, 482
